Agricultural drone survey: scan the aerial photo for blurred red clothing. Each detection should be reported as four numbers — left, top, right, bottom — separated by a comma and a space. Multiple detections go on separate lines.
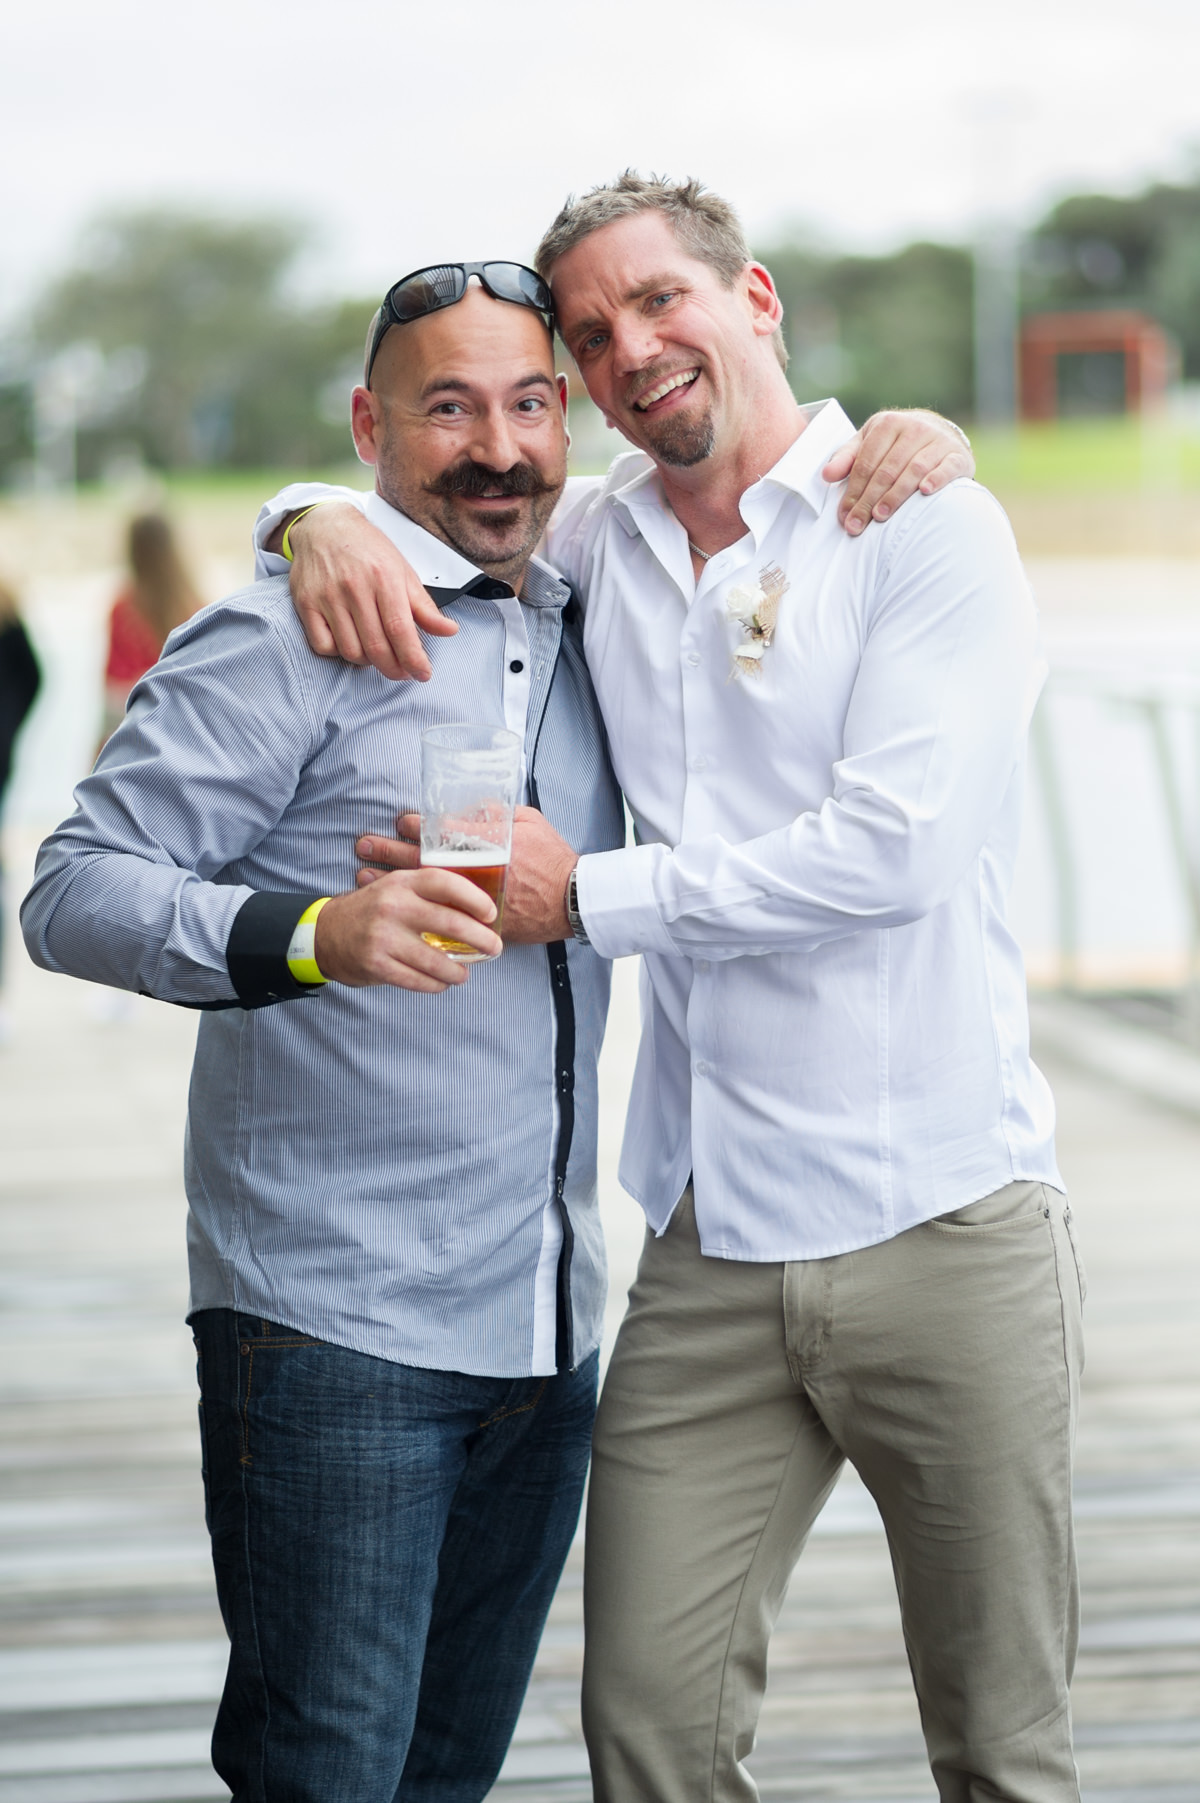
105, 591, 163, 686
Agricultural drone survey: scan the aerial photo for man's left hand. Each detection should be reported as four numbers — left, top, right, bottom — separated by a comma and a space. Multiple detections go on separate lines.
358, 807, 578, 944
823, 410, 974, 538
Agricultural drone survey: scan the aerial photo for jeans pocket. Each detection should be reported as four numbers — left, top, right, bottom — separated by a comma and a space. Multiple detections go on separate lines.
236, 1322, 325, 1466
928, 1179, 1050, 1234
1062, 1204, 1088, 1305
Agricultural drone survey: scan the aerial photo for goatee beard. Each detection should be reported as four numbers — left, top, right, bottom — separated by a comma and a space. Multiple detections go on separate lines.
643, 409, 716, 468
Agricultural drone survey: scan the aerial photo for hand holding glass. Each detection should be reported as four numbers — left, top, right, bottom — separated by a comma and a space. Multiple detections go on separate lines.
419, 725, 522, 961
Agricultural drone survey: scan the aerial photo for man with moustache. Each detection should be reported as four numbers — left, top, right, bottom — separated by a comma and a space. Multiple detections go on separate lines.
264, 179, 1080, 1803
22, 266, 625, 1803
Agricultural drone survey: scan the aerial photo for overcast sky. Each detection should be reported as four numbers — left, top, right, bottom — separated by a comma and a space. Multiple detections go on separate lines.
3, 0, 1197, 325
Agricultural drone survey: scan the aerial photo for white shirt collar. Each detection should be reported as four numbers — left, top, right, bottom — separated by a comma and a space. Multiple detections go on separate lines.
363, 489, 568, 607
753, 399, 858, 516
608, 398, 858, 536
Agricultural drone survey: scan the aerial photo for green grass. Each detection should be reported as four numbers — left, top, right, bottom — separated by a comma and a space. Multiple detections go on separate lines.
61, 422, 1200, 507
152, 463, 367, 503
972, 418, 1200, 494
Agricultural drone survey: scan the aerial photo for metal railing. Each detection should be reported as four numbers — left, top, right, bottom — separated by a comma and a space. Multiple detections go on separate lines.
1031, 665, 1200, 1033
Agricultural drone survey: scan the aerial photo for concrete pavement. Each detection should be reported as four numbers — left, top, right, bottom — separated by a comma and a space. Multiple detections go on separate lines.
0, 855, 1197, 1801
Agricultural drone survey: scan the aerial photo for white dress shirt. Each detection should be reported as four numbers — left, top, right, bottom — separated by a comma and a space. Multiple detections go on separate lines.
254, 401, 1060, 1264
546, 400, 1061, 1259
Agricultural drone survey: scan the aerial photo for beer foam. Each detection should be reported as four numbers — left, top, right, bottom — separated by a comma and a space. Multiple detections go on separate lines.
422, 843, 509, 868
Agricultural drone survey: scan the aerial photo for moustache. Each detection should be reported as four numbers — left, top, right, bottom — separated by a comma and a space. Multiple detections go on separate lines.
425, 461, 557, 501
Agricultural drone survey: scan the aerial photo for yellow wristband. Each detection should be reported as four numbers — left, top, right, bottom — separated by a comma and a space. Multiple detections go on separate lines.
286, 897, 332, 986
280, 504, 322, 563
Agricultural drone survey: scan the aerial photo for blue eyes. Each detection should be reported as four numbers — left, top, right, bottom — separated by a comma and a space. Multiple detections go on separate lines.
577, 293, 678, 355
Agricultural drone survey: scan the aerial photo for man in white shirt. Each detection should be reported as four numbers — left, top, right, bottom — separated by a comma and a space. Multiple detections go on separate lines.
261, 178, 1078, 1803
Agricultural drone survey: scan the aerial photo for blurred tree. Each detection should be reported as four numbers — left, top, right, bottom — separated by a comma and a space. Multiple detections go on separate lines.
1024, 179, 1200, 378
0, 384, 33, 481
760, 238, 974, 426
29, 210, 374, 475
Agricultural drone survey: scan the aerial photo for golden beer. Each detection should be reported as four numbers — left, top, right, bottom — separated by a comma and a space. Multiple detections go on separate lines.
420, 724, 522, 963
420, 847, 509, 961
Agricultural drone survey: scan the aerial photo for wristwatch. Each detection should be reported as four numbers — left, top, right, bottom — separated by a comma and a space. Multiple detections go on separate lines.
566, 866, 589, 945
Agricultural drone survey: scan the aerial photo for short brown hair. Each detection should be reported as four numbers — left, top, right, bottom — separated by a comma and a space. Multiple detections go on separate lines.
534, 171, 788, 370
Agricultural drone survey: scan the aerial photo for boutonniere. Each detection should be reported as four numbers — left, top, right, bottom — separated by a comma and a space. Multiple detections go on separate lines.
724, 563, 789, 681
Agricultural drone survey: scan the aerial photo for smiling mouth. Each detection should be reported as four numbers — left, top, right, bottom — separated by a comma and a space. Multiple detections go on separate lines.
634, 368, 699, 411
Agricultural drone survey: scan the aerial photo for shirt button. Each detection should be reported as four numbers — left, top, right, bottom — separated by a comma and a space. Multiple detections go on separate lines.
694, 1060, 710, 1077
509, 659, 524, 673
685, 651, 701, 666
696, 960, 710, 973
690, 755, 707, 772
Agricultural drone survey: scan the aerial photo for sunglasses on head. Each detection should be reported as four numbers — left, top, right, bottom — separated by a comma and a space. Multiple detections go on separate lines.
364, 262, 555, 386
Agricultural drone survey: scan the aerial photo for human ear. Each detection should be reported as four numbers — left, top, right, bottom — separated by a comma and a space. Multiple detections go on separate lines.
350, 387, 382, 466
744, 263, 784, 339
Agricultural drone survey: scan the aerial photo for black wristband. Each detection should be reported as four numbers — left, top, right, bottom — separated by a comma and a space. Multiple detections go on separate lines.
226, 891, 327, 1009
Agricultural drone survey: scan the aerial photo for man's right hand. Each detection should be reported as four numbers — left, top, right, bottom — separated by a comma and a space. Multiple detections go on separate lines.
313, 869, 502, 992
281, 504, 457, 682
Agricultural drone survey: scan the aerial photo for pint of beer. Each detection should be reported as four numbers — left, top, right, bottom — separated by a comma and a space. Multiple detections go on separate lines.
419, 725, 522, 962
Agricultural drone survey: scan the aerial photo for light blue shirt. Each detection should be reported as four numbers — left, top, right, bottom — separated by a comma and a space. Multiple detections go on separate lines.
23, 501, 625, 1376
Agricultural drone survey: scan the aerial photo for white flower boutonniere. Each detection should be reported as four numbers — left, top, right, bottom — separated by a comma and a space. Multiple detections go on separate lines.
725, 563, 789, 681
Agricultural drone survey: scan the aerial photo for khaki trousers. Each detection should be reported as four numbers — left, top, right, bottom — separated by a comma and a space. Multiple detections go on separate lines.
582, 1182, 1085, 1803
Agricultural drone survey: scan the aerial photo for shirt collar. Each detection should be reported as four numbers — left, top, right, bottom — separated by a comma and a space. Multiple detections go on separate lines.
753, 398, 858, 517
608, 398, 859, 536
363, 490, 570, 609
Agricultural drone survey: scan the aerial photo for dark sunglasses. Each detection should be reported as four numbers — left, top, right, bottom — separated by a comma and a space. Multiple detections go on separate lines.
364, 262, 555, 386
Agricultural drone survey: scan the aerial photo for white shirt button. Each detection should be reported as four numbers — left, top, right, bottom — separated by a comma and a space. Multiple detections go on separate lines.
685, 651, 701, 666
694, 1060, 709, 1077
690, 755, 707, 772
696, 960, 710, 973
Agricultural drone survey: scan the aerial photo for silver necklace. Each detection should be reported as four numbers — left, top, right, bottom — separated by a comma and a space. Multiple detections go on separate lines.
688, 541, 712, 562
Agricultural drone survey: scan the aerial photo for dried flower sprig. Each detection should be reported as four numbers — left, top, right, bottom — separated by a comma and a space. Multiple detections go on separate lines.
725, 563, 789, 680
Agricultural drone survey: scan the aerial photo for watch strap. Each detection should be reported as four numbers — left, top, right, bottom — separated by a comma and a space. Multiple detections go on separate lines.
566, 865, 589, 946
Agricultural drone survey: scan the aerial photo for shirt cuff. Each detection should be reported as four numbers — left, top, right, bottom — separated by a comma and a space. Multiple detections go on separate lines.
252, 485, 369, 580
573, 846, 677, 960
226, 891, 329, 1008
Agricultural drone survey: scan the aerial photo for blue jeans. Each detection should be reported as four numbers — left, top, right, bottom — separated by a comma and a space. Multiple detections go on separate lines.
193, 1310, 598, 1803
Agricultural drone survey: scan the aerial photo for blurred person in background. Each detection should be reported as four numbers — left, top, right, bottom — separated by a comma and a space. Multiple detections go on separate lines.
100, 513, 204, 747
0, 581, 42, 1042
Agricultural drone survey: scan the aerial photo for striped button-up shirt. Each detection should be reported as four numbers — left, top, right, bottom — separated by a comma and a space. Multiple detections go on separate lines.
22, 499, 625, 1377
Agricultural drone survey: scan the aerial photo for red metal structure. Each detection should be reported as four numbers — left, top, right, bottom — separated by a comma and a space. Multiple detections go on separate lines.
1019, 310, 1175, 420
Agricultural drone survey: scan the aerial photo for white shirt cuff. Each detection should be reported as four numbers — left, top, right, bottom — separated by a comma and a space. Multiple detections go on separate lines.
252, 484, 369, 580
574, 845, 677, 960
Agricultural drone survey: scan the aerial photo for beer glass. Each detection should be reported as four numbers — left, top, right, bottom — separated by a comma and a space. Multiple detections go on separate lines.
419, 724, 522, 961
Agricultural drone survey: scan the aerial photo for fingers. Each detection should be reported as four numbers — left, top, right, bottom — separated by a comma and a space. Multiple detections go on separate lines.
357, 833, 420, 872
916, 445, 975, 495
313, 871, 501, 989
292, 602, 340, 660
352, 574, 430, 683
406, 585, 460, 639
286, 505, 451, 683
821, 430, 861, 486
294, 575, 369, 665
835, 415, 908, 536
831, 411, 973, 538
